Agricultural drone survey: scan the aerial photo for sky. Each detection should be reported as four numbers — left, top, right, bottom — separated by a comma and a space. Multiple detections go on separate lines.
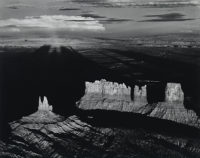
0, 0, 200, 47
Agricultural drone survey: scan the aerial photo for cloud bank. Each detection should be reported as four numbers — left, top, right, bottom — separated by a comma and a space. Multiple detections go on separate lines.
69, 0, 200, 7
140, 13, 194, 22
80, 13, 132, 24
0, 15, 105, 32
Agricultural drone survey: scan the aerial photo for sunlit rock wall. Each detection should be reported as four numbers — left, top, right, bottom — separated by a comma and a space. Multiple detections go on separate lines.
85, 79, 131, 101
141, 83, 200, 128
133, 85, 148, 107
38, 96, 53, 112
77, 79, 148, 111
165, 83, 184, 104
77, 80, 200, 128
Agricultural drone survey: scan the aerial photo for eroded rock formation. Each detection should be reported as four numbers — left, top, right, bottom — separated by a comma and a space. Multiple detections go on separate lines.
165, 83, 184, 104
1, 113, 200, 158
79, 80, 131, 111
148, 102, 200, 128
1, 83, 200, 157
85, 79, 131, 100
21, 96, 64, 123
38, 96, 53, 111
133, 85, 148, 107
77, 79, 148, 112
136, 83, 200, 128
77, 80, 200, 128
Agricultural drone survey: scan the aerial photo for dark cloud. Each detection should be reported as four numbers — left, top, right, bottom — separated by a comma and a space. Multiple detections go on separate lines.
68, 0, 135, 8
79, 13, 132, 24
7, 6, 19, 9
63, 18, 131, 24
69, 0, 111, 7
146, 13, 184, 19
6, 4, 33, 9
80, 13, 106, 19
140, 13, 194, 22
59, 8, 81, 11
4, 25, 17, 28
138, 1, 199, 8
102, 18, 132, 24
69, 0, 199, 8
141, 18, 194, 22
64, 19, 95, 22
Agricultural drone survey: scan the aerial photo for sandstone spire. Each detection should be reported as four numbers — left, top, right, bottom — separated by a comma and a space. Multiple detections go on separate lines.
38, 96, 42, 110
21, 96, 63, 123
133, 85, 148, 106
38, 96, 53, 112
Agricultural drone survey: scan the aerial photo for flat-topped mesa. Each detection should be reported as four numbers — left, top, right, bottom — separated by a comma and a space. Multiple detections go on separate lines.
133, 85, 148, 106
78, 79, 133, 111
145, 83, 200, 128
165, 83, 184, 104
38, 96, 53, 112
85, 79, 131, 101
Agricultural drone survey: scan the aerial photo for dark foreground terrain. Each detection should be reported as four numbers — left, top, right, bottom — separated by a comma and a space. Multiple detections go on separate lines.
0, 45, 200, 157
1, 109, 200, 158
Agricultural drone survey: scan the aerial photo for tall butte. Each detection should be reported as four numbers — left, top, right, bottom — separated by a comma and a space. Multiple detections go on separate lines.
165, 83, 184, 104
148, 83, 200, 128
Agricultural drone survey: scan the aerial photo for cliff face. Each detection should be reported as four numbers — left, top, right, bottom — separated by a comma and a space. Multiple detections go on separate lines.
84, 79, 131, 101
133, 85, 148, 107
165, 83, 184, 104
147, 102, 200, 128
77, 80, 200, 128
77, 79, 148, 112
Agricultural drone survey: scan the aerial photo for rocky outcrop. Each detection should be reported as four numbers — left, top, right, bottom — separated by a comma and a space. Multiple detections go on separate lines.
0, 90, 200, 157
136, 83, 200, 128
77, 80, 200, 128
21, 96, 64, 123
133, 85, 148, 107
77, 79, 148, 112
85, 79, 131, 100
147, 102, 200, 128
165, 83, 184, 104
38, 96, 53, 111
1, 112, 200, 158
